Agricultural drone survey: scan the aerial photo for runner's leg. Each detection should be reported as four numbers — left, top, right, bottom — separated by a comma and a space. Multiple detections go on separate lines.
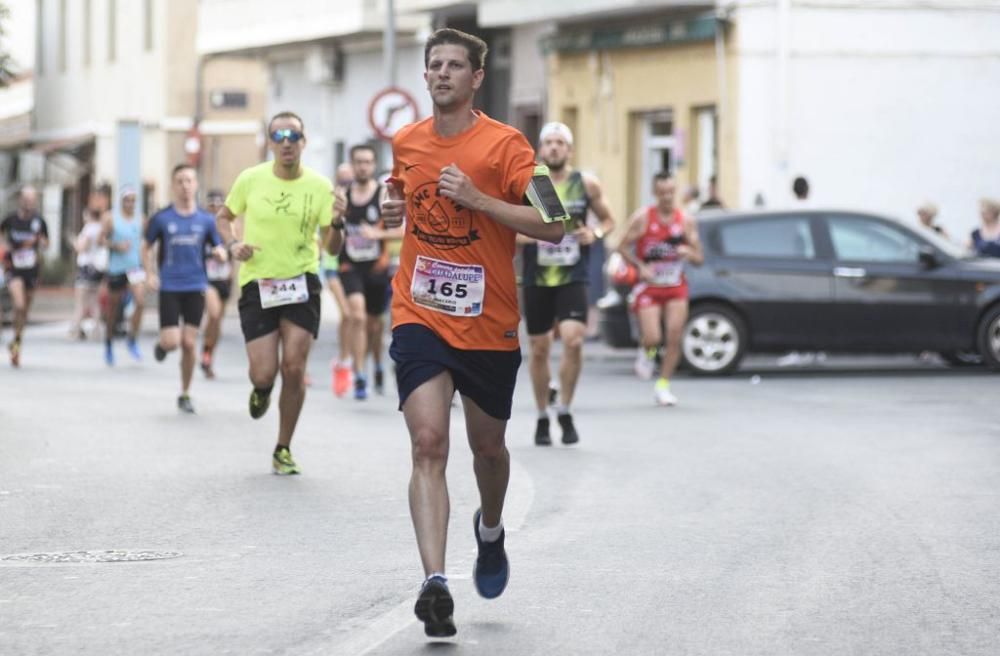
403, 371, 455, 576
347, 293, 367, 375
127, 281, 145, 340
245, 331, 280, 388
180, 324, 199, 395
8, 277, 26, 340
276, 319, 314, 448
528, 332, 553, 412
202, 285, 223, 355
556, 318, 586, 408
661, 299, 689, 380
326, 275, 351, 365
461, 395, 509, 530
637, 303, 663, 351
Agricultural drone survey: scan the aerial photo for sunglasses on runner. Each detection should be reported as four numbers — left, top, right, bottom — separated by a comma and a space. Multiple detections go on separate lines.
270, 129, 304, 144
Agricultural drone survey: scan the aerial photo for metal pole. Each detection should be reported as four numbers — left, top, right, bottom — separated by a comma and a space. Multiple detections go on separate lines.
385, 0, 397, 87
382, 0, 397, 168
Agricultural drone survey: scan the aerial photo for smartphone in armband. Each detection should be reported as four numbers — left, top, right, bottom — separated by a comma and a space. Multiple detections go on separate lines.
525, 165, 570, 224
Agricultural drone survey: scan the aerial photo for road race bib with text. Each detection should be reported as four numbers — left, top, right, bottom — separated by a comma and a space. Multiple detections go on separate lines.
537, 235, 581, 267
206, 258, 232, 281
126, 268, 146, 285
651, 260, 683, 287
259, 274, 308, 309
345, 226, 380, 262
410, 256, 485, 317
12, 248, 37, 269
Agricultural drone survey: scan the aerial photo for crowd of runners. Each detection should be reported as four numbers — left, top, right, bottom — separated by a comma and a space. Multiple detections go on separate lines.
0, 28, 728, 639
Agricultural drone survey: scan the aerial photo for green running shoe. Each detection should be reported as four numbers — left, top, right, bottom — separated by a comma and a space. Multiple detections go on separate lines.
249, 388, 271, 419
272, 447, 300, 476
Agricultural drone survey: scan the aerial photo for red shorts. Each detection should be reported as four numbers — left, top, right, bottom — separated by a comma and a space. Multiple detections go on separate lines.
631, 282, 689, 312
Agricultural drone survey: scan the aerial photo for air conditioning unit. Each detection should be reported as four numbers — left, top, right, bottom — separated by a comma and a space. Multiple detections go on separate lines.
305, 45, 344, 85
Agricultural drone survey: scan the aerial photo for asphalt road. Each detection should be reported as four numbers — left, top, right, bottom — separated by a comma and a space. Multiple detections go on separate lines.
2, 310, 998, 655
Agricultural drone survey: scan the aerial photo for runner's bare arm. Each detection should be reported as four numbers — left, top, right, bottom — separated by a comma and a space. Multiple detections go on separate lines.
141, 240, 159, 291
216, 205, 258, 262
583, 174, 616, 238
678, 214, 705, 266
438, 164, 564, 243
617, 209, 652, 279
323, 224, 344, 256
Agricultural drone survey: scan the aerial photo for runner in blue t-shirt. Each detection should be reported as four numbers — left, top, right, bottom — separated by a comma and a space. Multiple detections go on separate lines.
142, 164, 226, 413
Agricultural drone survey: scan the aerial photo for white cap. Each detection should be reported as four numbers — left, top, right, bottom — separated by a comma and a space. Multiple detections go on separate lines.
119, 184, 137, 198
539, 122, 574, 147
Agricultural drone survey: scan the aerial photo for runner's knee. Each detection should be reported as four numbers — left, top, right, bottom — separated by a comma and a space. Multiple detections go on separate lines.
280, 358, 306, 383
470, 433, 507, 461
412, 426, 448, 464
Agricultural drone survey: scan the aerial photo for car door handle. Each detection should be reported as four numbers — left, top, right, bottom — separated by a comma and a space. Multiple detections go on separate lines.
833, 267, 867, 278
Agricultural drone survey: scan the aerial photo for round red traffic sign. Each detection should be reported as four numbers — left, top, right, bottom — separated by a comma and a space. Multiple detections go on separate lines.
368, 87, 420, 142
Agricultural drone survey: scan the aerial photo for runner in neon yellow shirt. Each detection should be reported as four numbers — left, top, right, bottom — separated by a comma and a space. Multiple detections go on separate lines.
217, 110, 347, 475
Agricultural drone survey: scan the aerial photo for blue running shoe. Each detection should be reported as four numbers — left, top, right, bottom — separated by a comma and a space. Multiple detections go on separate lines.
126, 338, 142, 362
414, 575, 456, 638
354, 374, 368, 400
472, 509, 509, 599
104, 342, 114, 366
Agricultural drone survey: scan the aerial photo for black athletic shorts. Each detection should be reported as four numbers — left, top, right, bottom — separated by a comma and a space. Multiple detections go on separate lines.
107, 273, 130, 292
390, 323, 522, 421
6, 267, 39, 291
159, 290, 205, 328
340, 263, 390, 316
209, 279, 232, 303
74, 265, 105, 288
523, 282, 588, 336
238, 272, 322, 342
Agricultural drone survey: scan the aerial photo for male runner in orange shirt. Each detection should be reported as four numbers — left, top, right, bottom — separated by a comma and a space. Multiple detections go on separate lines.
381, 28, 566, 638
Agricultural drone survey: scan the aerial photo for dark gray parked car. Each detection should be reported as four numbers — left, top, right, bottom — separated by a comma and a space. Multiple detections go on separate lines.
601, 209, 1000, 375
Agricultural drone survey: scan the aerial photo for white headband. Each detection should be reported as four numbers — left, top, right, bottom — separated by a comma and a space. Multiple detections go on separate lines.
539, 122, 574, 146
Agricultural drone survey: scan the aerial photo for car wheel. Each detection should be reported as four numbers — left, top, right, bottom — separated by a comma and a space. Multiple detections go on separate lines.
681, 303, 747, 375
976, 304, 1000, 370
938, 350, 983, 367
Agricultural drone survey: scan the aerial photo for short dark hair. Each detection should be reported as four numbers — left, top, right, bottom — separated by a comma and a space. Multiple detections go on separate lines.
424, 28, 488, 71
792, 176, 809, 199
172, 163, 196, 179
268, 111, 305, 133
349, 144, 377, 162
95, 182, 112, 198
206, 188, 225, 201
653, 171, 673, 185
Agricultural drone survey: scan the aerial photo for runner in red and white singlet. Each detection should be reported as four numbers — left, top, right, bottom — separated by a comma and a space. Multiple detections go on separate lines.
618, 173, 704, 406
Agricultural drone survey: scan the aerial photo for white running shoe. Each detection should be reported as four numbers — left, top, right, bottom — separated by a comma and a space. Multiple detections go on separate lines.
655, 384, 678, 407
634, 348, 655, 381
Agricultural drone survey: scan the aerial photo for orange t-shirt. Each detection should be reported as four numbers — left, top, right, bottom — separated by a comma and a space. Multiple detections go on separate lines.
390, 112, 536, 351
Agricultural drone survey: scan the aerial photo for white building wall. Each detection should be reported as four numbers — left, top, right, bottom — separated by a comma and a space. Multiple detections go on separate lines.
735, 1, 1000, 237
509, 22, 551, 111
33, 0, 168, 186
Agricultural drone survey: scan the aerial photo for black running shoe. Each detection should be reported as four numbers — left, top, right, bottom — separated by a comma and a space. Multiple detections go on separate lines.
558, 413, 579, 445
177, 394, 195, 414
374, 367, 385, 395
472, 509, 509, 599
249, 388, 271, 419
414, 575, 456, 638
547, 382, 558, 407
534, 417, 551, 446
154, 343, 167, 362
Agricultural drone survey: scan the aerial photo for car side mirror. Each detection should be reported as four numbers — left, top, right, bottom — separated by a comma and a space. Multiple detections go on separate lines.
918, 245, 939, 269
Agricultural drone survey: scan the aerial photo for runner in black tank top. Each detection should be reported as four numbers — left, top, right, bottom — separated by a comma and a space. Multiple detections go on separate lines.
338, 144, 401, 399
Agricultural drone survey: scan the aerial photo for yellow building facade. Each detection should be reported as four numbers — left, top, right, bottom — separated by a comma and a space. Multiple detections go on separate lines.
546, 15, 738, 239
